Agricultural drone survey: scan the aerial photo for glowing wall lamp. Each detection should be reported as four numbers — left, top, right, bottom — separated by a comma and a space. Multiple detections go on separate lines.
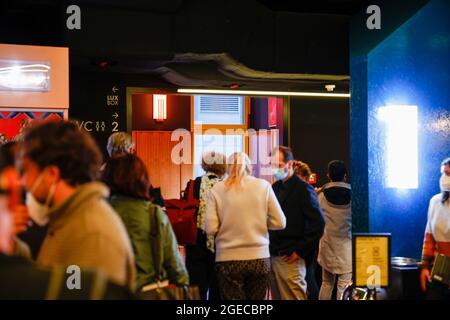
377, 105, 418, 189
0, 61, 50, 91
153, 94, 167, 122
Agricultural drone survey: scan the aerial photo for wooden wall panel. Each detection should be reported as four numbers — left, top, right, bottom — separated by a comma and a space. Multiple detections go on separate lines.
132, 131, 193, 200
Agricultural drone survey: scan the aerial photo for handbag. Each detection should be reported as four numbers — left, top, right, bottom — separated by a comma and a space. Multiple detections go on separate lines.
137, 205, 200, 300
431, 254, 450, 286
164, 180, 199, 245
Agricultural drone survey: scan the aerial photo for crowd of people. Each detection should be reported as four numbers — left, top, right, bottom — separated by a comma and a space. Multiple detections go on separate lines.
0, 120, 448, 300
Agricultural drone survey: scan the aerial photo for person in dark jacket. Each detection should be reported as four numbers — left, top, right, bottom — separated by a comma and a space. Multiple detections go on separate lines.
269, 146, 325, 300
183, 151, 226, 300
293, 160, 320, 300
102, 154, 188, 291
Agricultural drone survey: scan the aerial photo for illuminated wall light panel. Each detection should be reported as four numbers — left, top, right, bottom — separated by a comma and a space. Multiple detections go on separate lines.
153, 94, 167, 122
0, 60, 50, 92
377, 105, 418, 189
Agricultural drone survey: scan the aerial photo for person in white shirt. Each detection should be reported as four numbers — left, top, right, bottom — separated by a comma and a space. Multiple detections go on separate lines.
205, 152, 286, 300
420, 157, 450, 300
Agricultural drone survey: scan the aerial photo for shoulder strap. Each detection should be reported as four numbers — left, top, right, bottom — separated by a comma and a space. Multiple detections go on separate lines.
45, 266, 65, 300
149, 204, 162, 281
89, 271, 107, 300
187, 179, 195, 200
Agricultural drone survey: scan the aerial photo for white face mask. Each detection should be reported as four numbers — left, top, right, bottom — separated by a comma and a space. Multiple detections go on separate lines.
440, 174, 450, 192
25, 172, 56, 226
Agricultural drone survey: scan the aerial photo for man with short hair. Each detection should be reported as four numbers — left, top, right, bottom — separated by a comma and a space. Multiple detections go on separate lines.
0, 172, 133, 299
18, 121, 136, 290
269, 146, 325, 300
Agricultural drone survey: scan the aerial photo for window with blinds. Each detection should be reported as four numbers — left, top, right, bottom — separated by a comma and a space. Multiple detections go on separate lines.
193, 95, 244, 125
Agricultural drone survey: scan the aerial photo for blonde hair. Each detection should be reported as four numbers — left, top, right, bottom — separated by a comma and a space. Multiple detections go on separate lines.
294, 160, 312, 181
107, 132, 134, 158
224, 152, 253, 189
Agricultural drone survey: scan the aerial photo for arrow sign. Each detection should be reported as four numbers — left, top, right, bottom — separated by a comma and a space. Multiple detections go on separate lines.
112, 112, 118, 119
112, 86, 118, 93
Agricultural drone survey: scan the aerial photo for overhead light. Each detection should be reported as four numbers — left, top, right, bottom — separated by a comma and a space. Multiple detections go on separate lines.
153, 94, 167, 122
177, 88, 350, 98
0, 61, 50, 91
377, 105, 418, 189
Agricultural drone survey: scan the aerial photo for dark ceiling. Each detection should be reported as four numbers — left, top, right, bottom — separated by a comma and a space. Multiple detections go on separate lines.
258, 0, 371, 15
0, 0, 371, 92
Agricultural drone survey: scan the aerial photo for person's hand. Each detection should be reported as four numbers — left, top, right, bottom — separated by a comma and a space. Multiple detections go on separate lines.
11, 204, 31, 235
282, 251, 300, 264
420, 268, 431, 292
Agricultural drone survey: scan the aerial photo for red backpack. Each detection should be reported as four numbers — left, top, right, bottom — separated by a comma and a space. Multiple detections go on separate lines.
164, 180, 199, 245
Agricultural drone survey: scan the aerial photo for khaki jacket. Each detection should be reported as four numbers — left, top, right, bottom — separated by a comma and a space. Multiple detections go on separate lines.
37, 182, 136, 290
110, 195, 189, 290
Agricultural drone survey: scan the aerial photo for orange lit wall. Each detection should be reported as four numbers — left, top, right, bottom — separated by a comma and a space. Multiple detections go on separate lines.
132, 94, 190, 131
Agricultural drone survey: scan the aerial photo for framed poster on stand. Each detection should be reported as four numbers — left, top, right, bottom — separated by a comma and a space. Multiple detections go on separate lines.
353, 233, 391, 288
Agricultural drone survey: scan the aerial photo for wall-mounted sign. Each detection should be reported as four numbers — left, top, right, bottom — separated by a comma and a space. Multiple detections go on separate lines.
353, 233, 391, 288
0, 60, 50, 92
69, 70, 126, 156
308, 173, 317, 184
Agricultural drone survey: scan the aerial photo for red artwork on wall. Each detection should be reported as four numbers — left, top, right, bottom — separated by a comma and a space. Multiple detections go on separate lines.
268, 97, 277, 128
268, 97, 283, 128
0, 111, 64, 141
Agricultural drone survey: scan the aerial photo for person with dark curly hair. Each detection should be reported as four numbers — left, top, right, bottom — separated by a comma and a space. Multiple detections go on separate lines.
17, 121, 136, 290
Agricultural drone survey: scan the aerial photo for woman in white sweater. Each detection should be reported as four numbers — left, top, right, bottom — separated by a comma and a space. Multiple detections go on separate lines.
205, 152, 286, 300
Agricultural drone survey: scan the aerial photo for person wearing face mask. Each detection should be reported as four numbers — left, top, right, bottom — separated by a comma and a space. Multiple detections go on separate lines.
0, 185, 135, 300
18, 121, 136, 291
269, 146, 325, 300
420, 157, 450, 300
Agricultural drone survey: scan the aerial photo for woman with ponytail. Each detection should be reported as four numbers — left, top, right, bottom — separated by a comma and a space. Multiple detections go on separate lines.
205, 152, 286, 300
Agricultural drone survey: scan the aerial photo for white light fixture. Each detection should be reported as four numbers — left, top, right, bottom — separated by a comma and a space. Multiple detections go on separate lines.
177, 88, 350, 98
0, 61, 50, 91
153, 94, 167, 122
378, 105, 418, 189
